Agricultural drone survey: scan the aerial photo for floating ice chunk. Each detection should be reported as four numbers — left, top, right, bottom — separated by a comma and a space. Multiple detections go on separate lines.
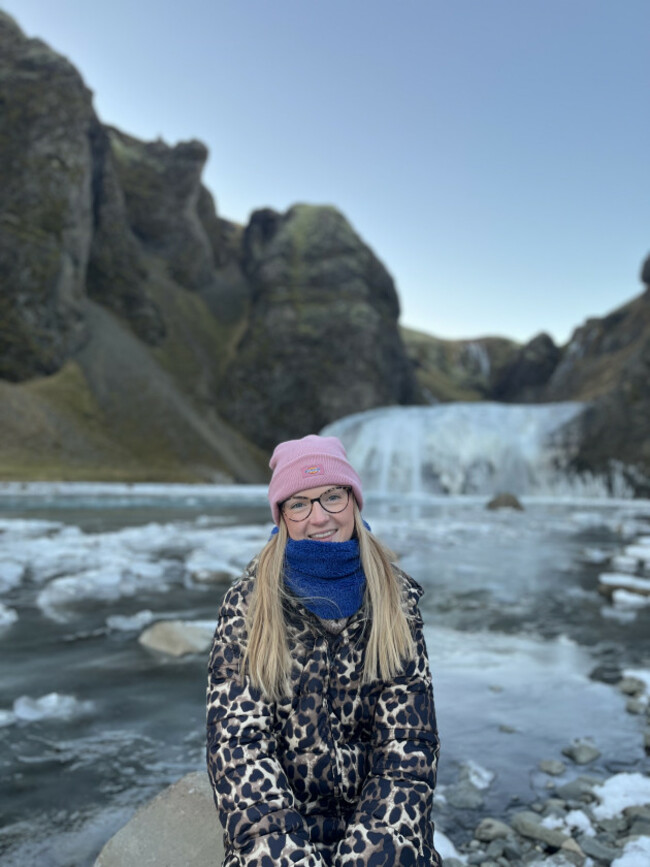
611, 835, 650, 866
0, 709, 15, 727
0, 559, 24, 593
592, 773, 650, 819
6, 693, 94, 723
106, 610, 155, 632
0, 603, 18, 627
37, 560, 168, 620
582, 548, 610, 565
624, 545, 650, 566
611, 554, 641, 573
601, 606, 637, 623
599, 573, 650, 595
612, 590, 650, 609
0, 518, 63, 538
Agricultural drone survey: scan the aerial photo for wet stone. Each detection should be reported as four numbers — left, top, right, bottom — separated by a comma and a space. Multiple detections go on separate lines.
502, 839, 524, 861
442, 859, 465, 867
578, 835, 622, 862
446, 780, 485, 810
625, 698, 646, 714
475, 818, 513, 842
589, 663, 623, 684
555, 777, 598, 803
540, 759, 567, 776
623, 804, 650, 821
617, 676, 647, 696
561, 739, 601, 765
644, 728, 650, 753
510, 811, 570, 848
596, 816, 628, 834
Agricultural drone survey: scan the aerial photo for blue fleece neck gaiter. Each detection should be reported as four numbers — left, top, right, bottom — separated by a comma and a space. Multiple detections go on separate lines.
284, 537, 365, 619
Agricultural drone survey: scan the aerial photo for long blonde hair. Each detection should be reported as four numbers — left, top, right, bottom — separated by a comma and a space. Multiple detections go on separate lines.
243, 503, 415, 700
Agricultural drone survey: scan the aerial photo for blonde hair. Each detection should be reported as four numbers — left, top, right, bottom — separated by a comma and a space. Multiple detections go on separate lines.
243, 503, 415, 700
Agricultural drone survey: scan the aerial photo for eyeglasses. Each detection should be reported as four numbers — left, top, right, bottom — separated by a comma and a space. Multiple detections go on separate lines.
281, 486, 351, 522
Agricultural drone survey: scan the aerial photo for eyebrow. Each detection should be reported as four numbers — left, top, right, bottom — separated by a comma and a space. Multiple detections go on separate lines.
286, 486, 342, 501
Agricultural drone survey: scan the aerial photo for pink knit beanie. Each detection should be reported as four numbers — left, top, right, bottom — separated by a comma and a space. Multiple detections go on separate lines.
268, 434, 363, 525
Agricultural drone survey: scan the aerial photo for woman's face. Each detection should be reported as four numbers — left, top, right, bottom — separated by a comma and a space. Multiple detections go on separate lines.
281, 484, 356, 542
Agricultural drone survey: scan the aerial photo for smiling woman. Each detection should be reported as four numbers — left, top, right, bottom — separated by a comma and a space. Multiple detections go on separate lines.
206, 434, 441, 866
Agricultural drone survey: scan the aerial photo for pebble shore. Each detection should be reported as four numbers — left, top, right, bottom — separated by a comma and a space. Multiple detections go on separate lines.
438, 675, 650, 866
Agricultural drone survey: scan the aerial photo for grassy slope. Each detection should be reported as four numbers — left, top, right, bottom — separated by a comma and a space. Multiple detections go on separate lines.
0, 260, 268, 482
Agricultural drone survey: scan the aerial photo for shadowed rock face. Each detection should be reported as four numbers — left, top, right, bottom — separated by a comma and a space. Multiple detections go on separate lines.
564, 262, 650, 494
217, 204, 423, 450
491, 332, 561, 402
0, 12, 92, 380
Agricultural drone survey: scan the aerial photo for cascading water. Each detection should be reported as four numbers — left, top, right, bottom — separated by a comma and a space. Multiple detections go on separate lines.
322, 402, 630, 497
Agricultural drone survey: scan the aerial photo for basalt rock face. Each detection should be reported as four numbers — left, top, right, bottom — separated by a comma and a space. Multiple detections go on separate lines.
0, 13, 266, 481
217, 205, 423, 450
0, 12, 92, 380
561, 264, 650, 494
491, 332, 562, 402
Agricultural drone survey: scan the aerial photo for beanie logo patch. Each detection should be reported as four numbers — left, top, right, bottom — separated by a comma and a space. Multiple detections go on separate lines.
302, 464, 324, 476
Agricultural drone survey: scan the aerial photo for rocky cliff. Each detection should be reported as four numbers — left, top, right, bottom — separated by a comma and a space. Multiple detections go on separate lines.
217, 205, 423, 449
0, 13, 421, 479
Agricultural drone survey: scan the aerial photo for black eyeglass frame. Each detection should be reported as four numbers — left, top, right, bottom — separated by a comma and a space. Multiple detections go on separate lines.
280, 486, 352, 522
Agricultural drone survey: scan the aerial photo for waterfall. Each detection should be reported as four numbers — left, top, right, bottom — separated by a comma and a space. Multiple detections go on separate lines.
321, 402, 629, 498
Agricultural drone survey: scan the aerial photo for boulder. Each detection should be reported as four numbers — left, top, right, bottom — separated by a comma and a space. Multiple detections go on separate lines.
138, 620, 214, 657
486, 492, 524, 511
94, 771, 224, 867
561, 739, 601, 765
217, 204, 423, 450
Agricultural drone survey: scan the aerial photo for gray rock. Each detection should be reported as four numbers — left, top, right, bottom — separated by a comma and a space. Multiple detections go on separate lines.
578, 835, 622, 863
94, 771, 224, 866
595, 816, 627, 835
561, 740, 601, 765
446, 779, 485, 810
501, 838, 524, 861
475, 818, 514, 842
138, 620, 214, 657
0, 11, 92, 380
486, 493, 524, 511
486, 839, 505, 857
589, 663, 624, 685
625, 698, 646, 715
555, 776, 600, 802
539, 760, 567, 776
627, 817, 650, 837
617, 675, 647, 696
217, 204, 423, 450
510, 810, 571, 848
490, 332, 561, 403
441, 859, 466, 867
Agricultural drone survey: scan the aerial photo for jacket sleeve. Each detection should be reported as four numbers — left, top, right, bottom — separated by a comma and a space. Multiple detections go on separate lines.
335, 586, 441, 867
206, 580, 327, 867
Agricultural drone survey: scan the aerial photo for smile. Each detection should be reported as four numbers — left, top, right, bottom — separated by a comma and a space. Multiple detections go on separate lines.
309, 530, 337, 540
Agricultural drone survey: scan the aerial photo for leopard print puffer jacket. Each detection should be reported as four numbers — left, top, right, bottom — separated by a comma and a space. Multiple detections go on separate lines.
206, 559, 441, 867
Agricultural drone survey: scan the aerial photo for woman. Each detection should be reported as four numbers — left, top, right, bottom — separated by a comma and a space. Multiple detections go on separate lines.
206, 435, 441, 866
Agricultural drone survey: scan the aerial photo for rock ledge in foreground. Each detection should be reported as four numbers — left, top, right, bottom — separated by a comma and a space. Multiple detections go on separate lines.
94, 771, 224, 866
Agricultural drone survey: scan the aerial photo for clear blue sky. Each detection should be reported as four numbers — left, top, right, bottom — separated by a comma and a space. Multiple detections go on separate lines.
3, 0, 649, 344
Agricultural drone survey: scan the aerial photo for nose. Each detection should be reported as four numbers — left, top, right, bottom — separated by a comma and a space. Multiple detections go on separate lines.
308, 501, 330, 525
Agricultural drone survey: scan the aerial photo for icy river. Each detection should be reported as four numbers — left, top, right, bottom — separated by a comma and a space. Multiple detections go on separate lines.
1, 405, 650, 865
